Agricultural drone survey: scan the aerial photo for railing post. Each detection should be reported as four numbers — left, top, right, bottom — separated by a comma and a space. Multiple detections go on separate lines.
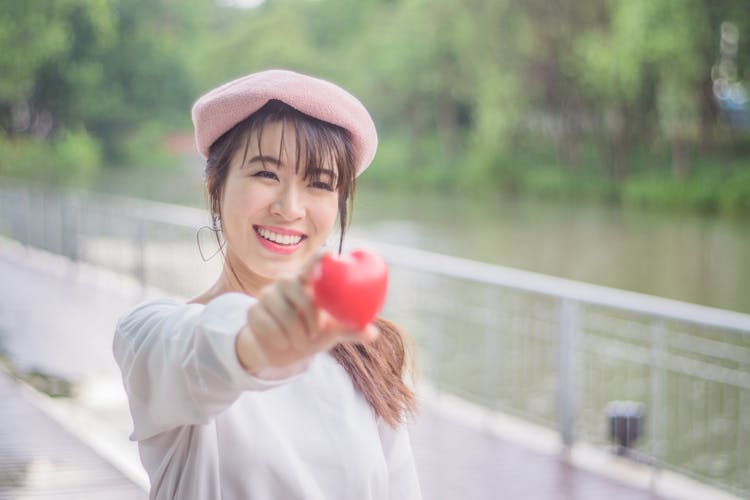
482, 287, 501, 409
134, 220, 146, 288
62, 193, 80, 263
557, 297, 580, 448
430, 306, 444, 389
40, 189, 48, 252
739, 389, 749, 496
423, 274, 444, 388
649, 320, 665, 484
22, 186, 32, 248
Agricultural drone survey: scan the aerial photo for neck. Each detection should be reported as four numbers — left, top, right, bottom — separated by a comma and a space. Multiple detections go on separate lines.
190, 249, 271, 304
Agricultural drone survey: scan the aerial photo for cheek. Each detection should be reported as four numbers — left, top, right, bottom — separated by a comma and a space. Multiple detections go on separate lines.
220, 182, 254, 237
223, 177, 264, 216
315, 196, 340, 233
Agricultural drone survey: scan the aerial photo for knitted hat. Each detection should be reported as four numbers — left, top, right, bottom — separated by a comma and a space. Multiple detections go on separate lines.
191, 69, 378, 176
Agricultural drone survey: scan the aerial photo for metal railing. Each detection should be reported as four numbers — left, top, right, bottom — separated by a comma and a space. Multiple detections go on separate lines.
1, 183, 749, 497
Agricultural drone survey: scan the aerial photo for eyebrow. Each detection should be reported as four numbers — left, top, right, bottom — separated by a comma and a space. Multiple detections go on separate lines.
307, 167, 337, 182
247, 155, 282, 167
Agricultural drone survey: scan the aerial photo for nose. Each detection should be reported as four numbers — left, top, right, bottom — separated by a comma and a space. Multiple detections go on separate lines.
271, 182, 305, 220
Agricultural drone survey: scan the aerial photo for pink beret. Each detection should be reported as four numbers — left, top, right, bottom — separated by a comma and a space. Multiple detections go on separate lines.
191, 69, 378, 176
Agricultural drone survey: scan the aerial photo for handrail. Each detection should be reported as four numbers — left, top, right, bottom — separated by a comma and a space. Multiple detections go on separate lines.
354, 239, 750, 334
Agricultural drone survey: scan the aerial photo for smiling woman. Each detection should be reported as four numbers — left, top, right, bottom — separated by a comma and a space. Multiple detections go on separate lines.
220, 120, 337, 277
202, 101, 350, 285
112, 70, 420, 500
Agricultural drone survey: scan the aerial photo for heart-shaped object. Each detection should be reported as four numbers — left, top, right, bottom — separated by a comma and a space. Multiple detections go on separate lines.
311, 249, 389, 330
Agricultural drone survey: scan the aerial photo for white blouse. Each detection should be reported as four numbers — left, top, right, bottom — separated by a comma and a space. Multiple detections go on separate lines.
113, 293, 422, 500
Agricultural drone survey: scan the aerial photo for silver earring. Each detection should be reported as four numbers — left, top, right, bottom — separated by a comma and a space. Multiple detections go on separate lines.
196, 225, 225, 262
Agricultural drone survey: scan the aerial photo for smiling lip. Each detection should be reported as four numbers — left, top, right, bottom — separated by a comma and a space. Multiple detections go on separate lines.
253, 225, 306, 254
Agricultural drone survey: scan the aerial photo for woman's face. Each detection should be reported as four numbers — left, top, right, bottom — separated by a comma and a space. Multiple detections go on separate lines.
219, 120, 340, 280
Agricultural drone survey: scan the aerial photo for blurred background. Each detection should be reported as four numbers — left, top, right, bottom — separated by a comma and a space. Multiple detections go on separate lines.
1, 0, 749, 499
1, 0, 749, 310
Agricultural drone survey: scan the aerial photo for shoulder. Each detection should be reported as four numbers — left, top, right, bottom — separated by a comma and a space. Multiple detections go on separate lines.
115, 292, 255, 339
116, 297, 192, 333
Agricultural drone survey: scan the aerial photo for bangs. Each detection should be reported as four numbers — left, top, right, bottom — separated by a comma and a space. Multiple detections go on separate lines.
244, 100, 355, 191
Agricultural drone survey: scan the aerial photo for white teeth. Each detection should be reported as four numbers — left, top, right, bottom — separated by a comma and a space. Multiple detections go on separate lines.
257, 227, 302, 246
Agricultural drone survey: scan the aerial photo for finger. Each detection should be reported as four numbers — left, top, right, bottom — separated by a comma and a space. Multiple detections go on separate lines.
264, 294, 308, 350
298, 248, 331, 286
279, 279, 318, 341
271, 284, 313, 352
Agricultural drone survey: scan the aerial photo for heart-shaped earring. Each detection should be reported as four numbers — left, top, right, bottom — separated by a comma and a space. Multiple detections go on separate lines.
196, 225, 224, 262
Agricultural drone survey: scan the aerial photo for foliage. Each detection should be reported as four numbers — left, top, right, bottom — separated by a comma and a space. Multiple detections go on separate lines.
0, 0, 203, 164
719, 166, 750, 213
621, 160, 750, 214
0, 130, 101, 185
1, 0, 750, 213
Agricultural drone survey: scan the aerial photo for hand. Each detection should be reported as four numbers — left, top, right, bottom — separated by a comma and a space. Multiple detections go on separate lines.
235, 257, 379, 378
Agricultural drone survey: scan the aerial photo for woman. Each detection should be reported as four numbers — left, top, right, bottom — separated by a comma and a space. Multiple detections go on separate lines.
114, 69, 421, 499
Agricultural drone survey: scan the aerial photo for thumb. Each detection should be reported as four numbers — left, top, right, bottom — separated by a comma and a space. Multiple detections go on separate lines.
299, 248, 331, 286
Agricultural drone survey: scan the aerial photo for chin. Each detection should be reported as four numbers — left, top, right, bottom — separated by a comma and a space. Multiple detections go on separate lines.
256, 259, 303, 279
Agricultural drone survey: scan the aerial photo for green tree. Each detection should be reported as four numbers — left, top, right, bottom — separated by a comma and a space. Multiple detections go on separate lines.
192, 1, 321, 93
0, 0, 205, 168
0, 0, 114, 137
346, 0, 480, 186
572, 0, 747, 180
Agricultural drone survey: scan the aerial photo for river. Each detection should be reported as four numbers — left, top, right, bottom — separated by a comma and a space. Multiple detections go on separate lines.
350, 187, 750, 314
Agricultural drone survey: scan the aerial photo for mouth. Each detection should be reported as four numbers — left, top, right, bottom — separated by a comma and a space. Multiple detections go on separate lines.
254, 225, 306, 248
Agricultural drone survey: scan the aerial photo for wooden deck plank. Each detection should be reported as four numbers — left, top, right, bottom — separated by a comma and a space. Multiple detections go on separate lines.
0, 373, 147, 500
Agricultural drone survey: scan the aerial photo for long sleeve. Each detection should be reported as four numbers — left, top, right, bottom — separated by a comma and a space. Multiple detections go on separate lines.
378, 418, 423, 499
113, 293, 296, 441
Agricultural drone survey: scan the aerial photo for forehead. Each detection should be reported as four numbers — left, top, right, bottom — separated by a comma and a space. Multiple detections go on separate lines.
240, 119, 339, 174
248, 120, 291, 156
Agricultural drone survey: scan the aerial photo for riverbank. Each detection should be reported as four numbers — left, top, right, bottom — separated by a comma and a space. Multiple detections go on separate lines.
361, 149, 750, 216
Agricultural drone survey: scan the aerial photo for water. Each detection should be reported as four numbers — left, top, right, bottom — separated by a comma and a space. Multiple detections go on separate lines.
350, 187, 750, 314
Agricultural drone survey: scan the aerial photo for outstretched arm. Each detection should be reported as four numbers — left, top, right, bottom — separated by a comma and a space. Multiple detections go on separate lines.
114, 293, 290, 441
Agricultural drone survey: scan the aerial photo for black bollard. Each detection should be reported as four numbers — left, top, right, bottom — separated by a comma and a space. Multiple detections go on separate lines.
606, 401, 645, 455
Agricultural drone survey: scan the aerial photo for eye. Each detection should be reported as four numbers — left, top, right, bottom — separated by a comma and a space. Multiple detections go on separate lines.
309, 180, 335, 192
252, 170, 279, 181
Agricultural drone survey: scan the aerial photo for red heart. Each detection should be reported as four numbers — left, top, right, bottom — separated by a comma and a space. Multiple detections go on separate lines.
311, 249, 389, 330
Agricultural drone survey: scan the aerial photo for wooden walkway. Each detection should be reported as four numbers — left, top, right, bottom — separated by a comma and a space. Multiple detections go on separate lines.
0, 372, 147, 499
0, 241, 677, 500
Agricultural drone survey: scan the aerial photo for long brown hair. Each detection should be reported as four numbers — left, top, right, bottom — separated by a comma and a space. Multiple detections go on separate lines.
204, 100, 417, 426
